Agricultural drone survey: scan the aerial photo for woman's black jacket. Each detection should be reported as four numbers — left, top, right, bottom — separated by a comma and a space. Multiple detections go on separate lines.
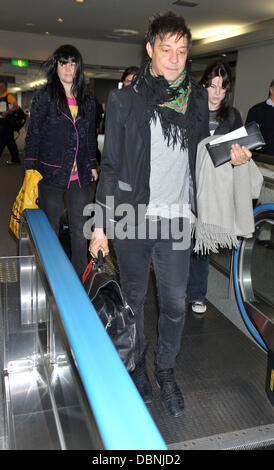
24, 87, 97, 189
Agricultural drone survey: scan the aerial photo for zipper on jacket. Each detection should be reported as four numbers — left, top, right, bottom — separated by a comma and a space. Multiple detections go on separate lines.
61, 111, 81, 189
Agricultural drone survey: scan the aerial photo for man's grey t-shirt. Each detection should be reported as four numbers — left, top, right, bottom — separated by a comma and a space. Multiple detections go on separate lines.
146, 115, 190, 219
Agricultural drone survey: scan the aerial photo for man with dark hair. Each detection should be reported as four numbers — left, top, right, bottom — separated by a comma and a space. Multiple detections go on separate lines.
121, 66, 139, 87
0, 80, 20, 164
246, 79, 274, 156
89, 11, 251, 417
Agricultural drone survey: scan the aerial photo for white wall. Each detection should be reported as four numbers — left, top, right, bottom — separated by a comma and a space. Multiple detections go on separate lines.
0, 30, 143, 68
233, 41, 274, 122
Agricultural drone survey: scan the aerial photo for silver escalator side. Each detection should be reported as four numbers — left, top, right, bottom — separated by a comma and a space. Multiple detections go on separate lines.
233, 203, 274, 406
2, 208, 167, 450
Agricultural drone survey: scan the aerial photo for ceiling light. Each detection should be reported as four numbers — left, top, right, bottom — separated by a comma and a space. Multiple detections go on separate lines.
57, 18, 64, 23
194, 25, 244, 40
201, 27, 247, 44
113, 29, 139, 36
45, 31, 50, 35
29, 79, 47, 88
75, 0, 85, 2
172, 0, 199, 6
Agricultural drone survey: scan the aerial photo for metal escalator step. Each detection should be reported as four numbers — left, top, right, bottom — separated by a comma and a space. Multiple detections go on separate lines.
0, 260, 18, 283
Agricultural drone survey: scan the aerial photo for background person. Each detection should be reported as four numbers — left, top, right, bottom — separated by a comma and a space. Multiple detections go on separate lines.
120, 66, 139, 87
246, 79, 274, 156
24, 44, 97, 278
188, 61, 243, 315
0, 80, 20, 165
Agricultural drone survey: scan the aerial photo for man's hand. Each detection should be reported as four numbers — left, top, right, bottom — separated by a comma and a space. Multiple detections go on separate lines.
91, 168, 98, 182
89, 228, 109, 258
230, 144, 252, 165
2, 103, 19, 116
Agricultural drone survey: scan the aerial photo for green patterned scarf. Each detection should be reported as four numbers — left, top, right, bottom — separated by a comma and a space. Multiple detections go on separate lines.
149, 64, 191, 114
136, 61, 194, 149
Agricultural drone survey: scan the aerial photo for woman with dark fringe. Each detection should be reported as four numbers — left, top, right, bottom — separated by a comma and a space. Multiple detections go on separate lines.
24, 45, 97, 278
188, 60, 242, 315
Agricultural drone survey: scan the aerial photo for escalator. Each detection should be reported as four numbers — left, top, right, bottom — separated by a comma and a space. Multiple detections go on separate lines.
1, 209, 166, 450
234, 203, 274, 406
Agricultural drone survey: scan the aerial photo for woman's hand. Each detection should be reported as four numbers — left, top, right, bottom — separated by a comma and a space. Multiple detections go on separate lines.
230, 144, 252, 165
89, 228, 109, 258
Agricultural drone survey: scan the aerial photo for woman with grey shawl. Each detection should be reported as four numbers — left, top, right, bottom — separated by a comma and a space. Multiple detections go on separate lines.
188, 61, 243, 315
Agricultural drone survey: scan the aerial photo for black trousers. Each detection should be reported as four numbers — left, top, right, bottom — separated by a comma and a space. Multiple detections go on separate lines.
112, 217, 191, 370
0, 120, 19, 162
38, 180, 91, 278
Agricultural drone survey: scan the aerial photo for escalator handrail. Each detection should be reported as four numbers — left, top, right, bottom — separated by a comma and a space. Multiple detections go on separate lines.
233, 203, 274, 352
20, 209, 167, 450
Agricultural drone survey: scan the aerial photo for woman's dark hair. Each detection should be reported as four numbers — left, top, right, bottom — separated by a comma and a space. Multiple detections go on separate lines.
145, 11, 192, 51
42, 44, 89, 117
200, 61, 233, 122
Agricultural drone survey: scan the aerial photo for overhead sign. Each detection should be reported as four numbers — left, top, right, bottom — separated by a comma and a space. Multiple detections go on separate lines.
11, 59, 28, 68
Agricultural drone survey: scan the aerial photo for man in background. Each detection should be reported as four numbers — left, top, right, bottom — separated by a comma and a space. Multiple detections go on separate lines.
0, 80, 20, 165
121, 66, 139, 87
246, 79, 274, 156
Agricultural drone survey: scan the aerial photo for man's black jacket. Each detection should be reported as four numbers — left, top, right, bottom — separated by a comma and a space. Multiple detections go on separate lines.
246, 100, 274, 156
96, 77, 209, 226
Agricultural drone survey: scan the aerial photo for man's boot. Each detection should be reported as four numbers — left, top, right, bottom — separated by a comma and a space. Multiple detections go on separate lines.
131, 351, 152, 404
155, 368, 184, 417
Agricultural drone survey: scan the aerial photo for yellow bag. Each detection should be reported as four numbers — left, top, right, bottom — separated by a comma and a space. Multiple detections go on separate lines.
9, 170, 43, 239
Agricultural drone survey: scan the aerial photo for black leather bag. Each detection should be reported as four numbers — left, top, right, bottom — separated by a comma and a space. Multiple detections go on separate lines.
6, 107, 27, 132
83, 251, 136, 371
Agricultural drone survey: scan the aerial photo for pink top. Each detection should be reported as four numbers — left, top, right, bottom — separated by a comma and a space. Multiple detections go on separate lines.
67, 97, 79, 183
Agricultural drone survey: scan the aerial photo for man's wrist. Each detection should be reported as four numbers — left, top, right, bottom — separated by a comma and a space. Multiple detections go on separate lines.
93, 227, 105, 235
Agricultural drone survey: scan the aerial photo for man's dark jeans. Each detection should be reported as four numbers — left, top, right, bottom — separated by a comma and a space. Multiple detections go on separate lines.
113, 217, 191, 370
38, 180, 91, 278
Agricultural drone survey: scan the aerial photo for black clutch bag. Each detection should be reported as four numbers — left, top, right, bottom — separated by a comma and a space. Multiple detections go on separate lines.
83, 251, 136, 372
206, 121, 265, 167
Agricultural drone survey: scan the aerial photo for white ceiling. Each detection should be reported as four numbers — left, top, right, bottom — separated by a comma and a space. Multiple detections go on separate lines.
1, 0, 274, 91
1, 0, 274, 44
